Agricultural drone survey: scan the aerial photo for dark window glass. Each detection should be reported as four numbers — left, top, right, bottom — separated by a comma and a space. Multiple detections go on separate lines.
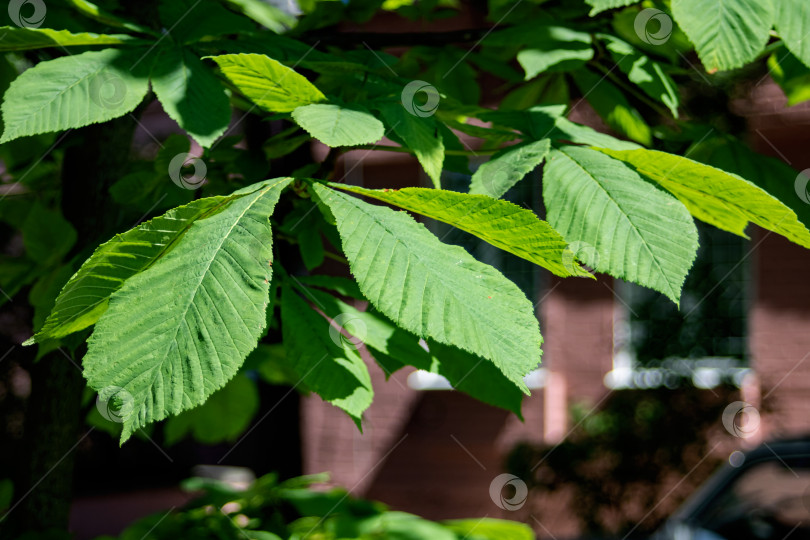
622, 222, 749, 368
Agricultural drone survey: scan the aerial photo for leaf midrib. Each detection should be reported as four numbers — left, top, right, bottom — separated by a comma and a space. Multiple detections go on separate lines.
343, 187, 568, 271
630, 158, 807, 244
4, 54, 114, 139
44, 197, 235, 339
339, 192, 535, 373
557, 148, 677, 297
134, 181, 281, 417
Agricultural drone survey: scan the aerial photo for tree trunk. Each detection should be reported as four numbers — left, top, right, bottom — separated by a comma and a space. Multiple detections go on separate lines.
16, 115, 136, 534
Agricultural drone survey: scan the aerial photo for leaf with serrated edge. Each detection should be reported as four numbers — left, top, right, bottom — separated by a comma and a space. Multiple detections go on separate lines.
152, 45, 231, 148
281, 286, 373, 425
208, 53, 325, 113
310, 182, 542, 391
302, 285, 525, 415
686, 135, 810, 231
25, 196, 236, 345
543, 146, 698, 304
598, 147, 810, 248
377, 102, 444, 189
84, 178, 291, 443
672, 0, 773, 72
584, 0, 640, 15
0, 26, 140, 51
469, 139, 550, 199
292, 104, 384, 147
164, 373, 259, 445
443, 518, 535, 540
773, 0, 810, 69
0, 48, 151, 143
332, 184, 591, 278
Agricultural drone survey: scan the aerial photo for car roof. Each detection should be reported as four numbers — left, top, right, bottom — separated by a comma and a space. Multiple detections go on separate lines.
669, 437, 810, 523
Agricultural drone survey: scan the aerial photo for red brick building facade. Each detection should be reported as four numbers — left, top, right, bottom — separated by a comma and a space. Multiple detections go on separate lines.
299, 81, 810, 536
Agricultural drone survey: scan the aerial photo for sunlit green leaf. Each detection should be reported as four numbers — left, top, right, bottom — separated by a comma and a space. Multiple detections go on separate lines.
600, 147, 810, 248
292, 104, 384, 147
83, 178, 291, 442
544, 146, 698, 304
672, 0, 773, 72
469, 139, 550, 199
333, 184, 590, 278
0, 26, 141, 51
0, 48, 151, 143
773, 0, 810, 69
209, 53, 326, 113
310, 183, 542, 392
585, 0, 640, 16
443, 518, 535, 540
25, 196, 234, 345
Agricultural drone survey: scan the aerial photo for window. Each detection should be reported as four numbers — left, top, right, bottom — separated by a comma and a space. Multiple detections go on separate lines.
608, 223, 751, 389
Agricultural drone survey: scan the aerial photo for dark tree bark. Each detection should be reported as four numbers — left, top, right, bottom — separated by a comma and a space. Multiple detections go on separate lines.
16, 115, 137, 534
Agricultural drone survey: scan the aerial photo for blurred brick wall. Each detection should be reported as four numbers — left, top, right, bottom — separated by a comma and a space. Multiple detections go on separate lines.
299, 8, 810, 537
363, 390, 544, 520
301, 355, 419, 494
743, 82, 810, 438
